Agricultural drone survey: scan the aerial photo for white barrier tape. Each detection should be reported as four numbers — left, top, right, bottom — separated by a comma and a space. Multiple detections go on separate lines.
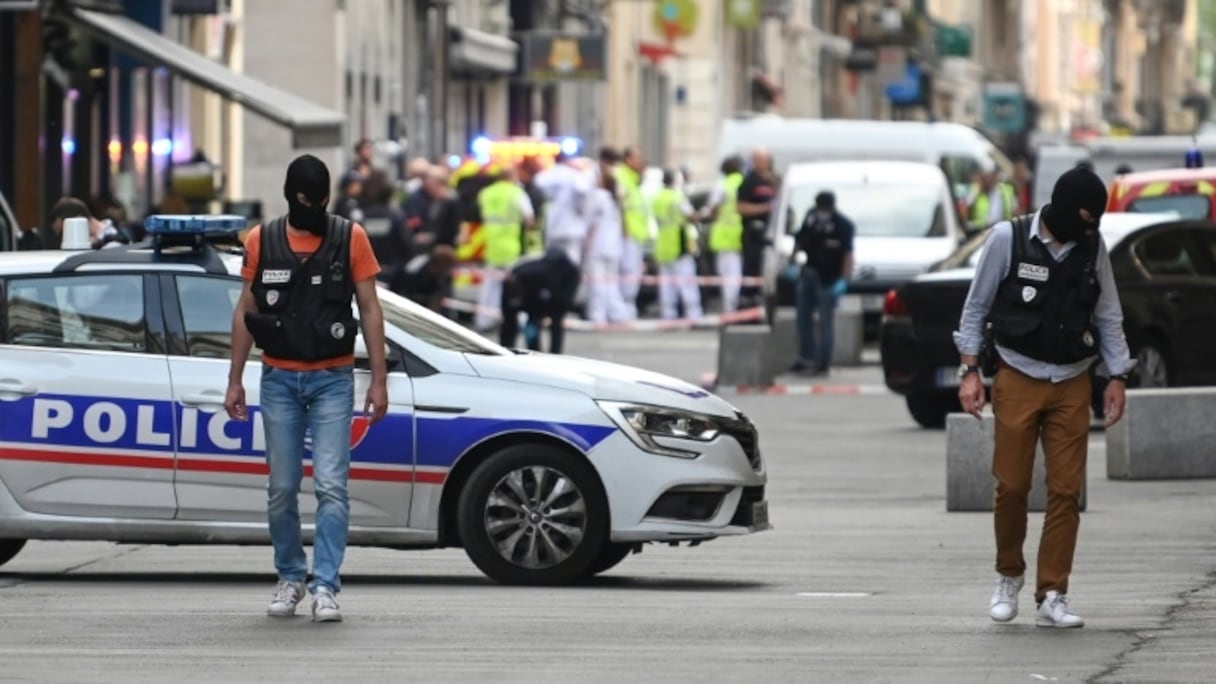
441, 297, 765, 331
451, 267, 766, 287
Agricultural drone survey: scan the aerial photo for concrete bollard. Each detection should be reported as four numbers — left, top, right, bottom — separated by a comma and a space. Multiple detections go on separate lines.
946, 413, 1087, 512
1107, 388, 1216, 480
716, 325, 776, 387
832, 295, 864, 367
764, 297, 864, 374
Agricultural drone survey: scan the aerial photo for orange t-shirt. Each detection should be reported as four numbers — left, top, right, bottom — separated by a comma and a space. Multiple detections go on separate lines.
241, 222, 381, 371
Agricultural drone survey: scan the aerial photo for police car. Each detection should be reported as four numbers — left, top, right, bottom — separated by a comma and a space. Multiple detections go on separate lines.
0, 216, 768, 585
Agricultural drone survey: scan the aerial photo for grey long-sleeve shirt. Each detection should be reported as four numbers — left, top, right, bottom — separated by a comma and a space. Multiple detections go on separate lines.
953, 209, 1136, 382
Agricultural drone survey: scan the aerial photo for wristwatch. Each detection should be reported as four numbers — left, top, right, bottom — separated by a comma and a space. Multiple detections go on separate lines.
957, 363, 980, 380
1108, 373, 1129, 384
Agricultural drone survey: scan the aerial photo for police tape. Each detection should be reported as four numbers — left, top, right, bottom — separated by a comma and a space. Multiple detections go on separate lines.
450, 268, 767, 287
440, 297, 766, 331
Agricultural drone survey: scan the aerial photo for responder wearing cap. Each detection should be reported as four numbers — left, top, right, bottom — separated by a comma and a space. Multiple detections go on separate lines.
474, 162, 535, 331
954, 166, 1134, 630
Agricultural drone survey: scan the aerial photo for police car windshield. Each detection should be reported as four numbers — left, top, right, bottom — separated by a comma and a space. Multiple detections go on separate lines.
376, 289, 508, 355
785, 183, 946, 238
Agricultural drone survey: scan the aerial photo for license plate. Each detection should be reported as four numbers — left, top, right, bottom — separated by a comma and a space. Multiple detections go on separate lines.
751, 500, 770, 529
935, 366, 960, 387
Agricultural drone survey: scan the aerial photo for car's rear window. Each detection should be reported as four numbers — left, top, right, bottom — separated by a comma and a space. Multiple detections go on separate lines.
1127, 195, 1209, 220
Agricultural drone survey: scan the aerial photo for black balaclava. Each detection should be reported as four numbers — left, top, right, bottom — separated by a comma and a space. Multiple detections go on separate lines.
1042, 166, 1108, 244
284, 154, 331, 236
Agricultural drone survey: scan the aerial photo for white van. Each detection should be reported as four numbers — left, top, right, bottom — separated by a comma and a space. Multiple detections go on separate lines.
716, 116, 1013, 192
764, 160, 968, 334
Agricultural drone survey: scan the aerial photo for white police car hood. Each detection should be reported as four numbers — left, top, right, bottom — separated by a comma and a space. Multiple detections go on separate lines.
463, 353, 739, 417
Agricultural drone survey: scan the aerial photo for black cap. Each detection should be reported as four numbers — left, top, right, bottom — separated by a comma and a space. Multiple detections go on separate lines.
815, 191, 835, 208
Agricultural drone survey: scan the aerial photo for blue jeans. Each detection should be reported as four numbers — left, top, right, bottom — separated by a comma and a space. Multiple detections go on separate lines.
260, 364, 355, 594
796, 268, 838, 368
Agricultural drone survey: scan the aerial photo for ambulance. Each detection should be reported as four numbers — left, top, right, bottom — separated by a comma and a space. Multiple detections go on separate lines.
1106, 167, 1216, 221
0, 216, 768, 585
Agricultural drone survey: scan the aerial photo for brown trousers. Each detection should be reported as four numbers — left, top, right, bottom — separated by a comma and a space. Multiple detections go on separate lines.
991, 364, 1090, 603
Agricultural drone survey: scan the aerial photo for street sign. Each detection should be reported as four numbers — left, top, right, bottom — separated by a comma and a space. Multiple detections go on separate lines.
517, 31, 607, 82
983, 82, 1026, 134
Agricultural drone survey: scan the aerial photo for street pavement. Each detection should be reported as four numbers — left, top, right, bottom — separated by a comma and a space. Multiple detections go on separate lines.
1, 330, 1215, 683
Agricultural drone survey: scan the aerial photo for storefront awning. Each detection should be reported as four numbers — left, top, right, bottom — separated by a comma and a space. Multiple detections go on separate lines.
449, 26, 518, 76
70, 9, 345, 148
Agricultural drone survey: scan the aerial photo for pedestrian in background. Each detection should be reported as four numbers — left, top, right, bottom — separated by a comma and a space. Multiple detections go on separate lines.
955, 166, 1133, 629
790, 191, 853, 376
404, 165, 460, 255
616, 147, 649, 318
401, 244, 456, 312
360, 170, 410, 292
651, 168, 703, 321
499, 247, 580, 353
967, 169, 1017, 231
705, 156, 746, 312
224, 153, 389, 623
334, 171, 365, 223
474, 162, 534, 331
534, 150, 593, 267
584, 170, 631, 324
735, 147, 778, 307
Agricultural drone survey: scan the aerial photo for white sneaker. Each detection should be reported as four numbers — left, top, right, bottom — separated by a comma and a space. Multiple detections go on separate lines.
311, 588, 343, 623
1036, 591, 1084, 628
989, 575, 1024, 622
267, 580, 306, 617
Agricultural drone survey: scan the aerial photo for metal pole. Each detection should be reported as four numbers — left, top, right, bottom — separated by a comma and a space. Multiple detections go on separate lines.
434, 0, 450, 160
415, 0, 432, 161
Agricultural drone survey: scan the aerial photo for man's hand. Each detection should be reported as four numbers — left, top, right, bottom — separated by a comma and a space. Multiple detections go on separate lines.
959, 373, 985, 418
1103, 379, 1127, 428
365, 380, 389, 424
224, 381, 247, 421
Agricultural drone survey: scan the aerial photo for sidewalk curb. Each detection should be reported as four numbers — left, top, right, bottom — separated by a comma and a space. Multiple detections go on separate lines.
699, 373, 890, 396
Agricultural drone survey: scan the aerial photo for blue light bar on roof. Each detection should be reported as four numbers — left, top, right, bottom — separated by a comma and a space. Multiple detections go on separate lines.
144, 214, 247, 235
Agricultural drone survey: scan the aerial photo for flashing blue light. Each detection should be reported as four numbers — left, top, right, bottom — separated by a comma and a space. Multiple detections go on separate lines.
559, 137, 581, 156
144, 214, 247, 236
60, 137, 76, 155
447, 154, 462, 168
151, 138, 173, 156
1186, 145, 1204, 169
471, 136, 492, 156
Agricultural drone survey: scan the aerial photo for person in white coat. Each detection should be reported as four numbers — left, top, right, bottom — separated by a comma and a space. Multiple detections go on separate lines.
583, 172, 632, 324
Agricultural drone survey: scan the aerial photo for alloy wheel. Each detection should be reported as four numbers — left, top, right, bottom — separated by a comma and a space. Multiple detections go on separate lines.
483, 466, 588, 570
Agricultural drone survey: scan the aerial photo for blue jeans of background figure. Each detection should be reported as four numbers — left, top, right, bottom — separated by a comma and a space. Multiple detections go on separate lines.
261, 364, 355, 594
796, 268, 838, 368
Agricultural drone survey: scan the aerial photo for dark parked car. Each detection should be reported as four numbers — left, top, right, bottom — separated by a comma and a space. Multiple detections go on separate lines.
880, 212, 1216, 428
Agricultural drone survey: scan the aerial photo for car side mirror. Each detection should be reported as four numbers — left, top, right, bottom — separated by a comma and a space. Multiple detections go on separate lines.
354, 335, 400, 372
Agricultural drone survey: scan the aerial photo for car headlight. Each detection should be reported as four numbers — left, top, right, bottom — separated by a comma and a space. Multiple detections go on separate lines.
597, 401, 721, 459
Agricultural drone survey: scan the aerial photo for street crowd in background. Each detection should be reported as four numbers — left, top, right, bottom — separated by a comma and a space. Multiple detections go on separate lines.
329, 139, 787, 355
13, 134, 1072, 371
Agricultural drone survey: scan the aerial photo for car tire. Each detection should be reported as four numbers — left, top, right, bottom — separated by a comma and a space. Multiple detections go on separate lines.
0, 539, 27, 568
906, 392, 960, 429
457, 444, 609, 586
580, 542, 638, 579
1131, 340, 1171, 388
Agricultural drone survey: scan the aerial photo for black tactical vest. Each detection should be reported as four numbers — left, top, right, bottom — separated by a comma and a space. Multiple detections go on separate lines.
245, 216, 357, 362
801, 212, 848, 284
989, 214, 1102, 364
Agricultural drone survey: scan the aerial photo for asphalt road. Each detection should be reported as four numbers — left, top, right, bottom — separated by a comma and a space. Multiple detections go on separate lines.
1, 330, 1214, 683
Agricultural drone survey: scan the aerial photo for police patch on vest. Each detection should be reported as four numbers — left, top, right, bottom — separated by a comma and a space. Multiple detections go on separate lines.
311, 275, 323, 285
265, 290, 280, 306
330, 323, 345, 339
1016, 263, 1049, 282
1022, 286, 1037, 302
262, 269, 291, 285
